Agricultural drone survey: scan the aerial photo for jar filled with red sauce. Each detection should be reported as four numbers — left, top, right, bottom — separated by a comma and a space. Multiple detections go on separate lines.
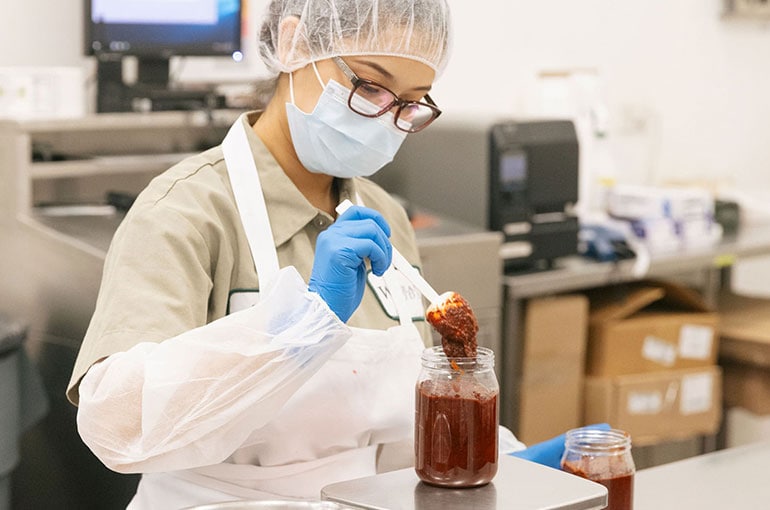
414, 346, 498, 488
561, 428, 635, 510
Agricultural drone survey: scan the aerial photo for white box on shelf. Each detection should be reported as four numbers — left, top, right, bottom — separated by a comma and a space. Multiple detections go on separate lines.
608, 185, 714, 223
0, 67, 85, 120
726, 407, 770, 448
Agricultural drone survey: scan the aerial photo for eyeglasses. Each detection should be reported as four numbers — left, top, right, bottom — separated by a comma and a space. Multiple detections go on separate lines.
332, 56, 441, 133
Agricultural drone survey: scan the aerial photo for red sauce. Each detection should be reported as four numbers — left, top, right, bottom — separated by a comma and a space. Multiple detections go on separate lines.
426, 292, 479, 358
563, 465, 634, 510
415, 379, 498, 487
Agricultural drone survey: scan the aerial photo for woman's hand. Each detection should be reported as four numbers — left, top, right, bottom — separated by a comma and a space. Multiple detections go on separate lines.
309, 205, 392, 322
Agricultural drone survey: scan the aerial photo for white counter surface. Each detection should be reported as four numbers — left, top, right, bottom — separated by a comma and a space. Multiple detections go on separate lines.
635, 441, 770, 509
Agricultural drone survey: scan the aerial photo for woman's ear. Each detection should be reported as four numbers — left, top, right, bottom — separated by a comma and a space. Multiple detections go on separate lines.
277, 16, 305, 68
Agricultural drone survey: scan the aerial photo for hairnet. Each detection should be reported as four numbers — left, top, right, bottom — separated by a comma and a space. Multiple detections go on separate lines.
258, 0, 452, 78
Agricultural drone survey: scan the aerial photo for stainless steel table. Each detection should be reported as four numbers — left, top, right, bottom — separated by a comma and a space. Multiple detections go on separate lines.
321, 455, 607, 510
634, 441, 770, 509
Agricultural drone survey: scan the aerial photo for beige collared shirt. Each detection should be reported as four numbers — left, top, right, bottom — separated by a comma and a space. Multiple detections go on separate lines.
67, 112, 430, 404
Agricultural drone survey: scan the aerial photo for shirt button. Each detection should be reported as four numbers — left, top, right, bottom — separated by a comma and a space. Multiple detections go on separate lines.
315, 216, 329, 229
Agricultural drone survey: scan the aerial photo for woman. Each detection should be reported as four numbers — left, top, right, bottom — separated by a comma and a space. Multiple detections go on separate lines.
68, 1, 468, 507
67, 1, 586, 507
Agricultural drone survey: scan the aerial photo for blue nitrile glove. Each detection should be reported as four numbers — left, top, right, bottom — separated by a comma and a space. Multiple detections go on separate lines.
510, 423, 611, 470
309, 205, 392, 322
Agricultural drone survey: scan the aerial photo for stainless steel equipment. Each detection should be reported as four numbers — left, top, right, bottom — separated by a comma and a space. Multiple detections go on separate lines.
321, 454, 608, 510
184, 501, 344, 510
375, 117, 580, 269
0, 111, 236, 509
488, 120, 579, 269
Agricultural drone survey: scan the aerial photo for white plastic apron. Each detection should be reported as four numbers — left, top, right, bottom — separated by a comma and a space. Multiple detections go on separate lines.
128, 114, 425, 509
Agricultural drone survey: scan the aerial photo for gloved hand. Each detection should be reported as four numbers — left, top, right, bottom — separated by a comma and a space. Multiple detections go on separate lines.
309, 205, 392, 322
510, 423, 611, 470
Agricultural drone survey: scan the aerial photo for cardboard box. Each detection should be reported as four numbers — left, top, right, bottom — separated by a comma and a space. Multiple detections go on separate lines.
518, 294, 588, 444
717, 292, 770, 415
584, 366, 722, 446
586, 280, 719, 376
723, 363, 770, 415
719, 291, 770, 368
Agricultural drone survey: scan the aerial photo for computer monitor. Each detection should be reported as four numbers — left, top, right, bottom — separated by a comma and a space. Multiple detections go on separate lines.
84, 0, 243, 112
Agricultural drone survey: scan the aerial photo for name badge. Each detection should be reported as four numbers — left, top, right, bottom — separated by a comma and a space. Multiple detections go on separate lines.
367, 269, 425, 321
227, 289, 260, 315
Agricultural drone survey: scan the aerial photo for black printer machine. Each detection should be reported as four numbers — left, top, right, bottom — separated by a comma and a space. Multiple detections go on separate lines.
488, 120, 580, 270
374, 118, 580, 270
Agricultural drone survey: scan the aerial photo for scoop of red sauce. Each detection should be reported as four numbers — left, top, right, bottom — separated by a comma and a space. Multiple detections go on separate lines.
426, 292, 479, 358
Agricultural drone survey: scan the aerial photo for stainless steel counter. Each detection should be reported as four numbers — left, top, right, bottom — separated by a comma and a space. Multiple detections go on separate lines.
321, 455, 607, 510
634, 441, 770, 509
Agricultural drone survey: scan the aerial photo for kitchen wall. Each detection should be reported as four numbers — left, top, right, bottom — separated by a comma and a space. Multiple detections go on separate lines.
3, 0, 769, 293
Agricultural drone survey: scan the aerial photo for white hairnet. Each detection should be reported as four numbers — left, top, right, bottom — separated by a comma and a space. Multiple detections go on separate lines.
258, 0, 452, 77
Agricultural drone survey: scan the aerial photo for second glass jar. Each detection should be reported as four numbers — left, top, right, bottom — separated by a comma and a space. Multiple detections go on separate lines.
414, 346, 499, 487
561, 427, 635, 510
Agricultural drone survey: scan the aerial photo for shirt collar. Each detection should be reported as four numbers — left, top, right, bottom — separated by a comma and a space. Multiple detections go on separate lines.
240, 112, 357, 247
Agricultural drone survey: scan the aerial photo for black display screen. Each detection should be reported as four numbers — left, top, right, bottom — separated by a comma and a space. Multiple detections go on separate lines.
85, 0, 241, 57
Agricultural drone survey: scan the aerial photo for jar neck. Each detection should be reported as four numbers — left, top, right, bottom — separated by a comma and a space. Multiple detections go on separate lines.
564, 428, 632, 456
420, 346, 495, 371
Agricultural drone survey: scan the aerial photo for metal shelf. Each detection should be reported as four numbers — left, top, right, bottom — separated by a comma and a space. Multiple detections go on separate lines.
29, 152, 196, 179
0, 109, 240, 134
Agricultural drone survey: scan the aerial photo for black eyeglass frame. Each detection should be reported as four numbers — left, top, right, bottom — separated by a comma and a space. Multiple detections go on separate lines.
332, 56, 442, 133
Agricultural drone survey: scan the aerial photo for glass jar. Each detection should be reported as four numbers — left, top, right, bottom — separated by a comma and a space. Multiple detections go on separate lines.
561, 428, 635, 510
414, 346, 499, 488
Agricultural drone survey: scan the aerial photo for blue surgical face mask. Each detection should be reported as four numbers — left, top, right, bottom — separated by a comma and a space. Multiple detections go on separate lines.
285, 63, 408, 179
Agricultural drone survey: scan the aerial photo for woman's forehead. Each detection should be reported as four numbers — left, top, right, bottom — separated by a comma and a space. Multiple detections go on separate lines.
345, 54, 436, 90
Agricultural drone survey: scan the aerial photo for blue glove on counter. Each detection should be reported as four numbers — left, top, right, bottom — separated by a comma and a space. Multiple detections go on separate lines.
510, 423, 611, 470
309, 205, 392, 323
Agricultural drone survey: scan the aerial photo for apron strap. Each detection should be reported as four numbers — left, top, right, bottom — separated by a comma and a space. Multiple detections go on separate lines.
222, 115, 417, 328
222, 116, 281, 289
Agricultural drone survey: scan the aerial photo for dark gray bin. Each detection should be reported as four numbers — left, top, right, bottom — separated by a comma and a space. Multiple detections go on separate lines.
0, 318, 25, 510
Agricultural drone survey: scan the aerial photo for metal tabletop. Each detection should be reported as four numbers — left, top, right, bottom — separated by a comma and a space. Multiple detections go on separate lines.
321, 455, 607, 510
503, 222, 770, 299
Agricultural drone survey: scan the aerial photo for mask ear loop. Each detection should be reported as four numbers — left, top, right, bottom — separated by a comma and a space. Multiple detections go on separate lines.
288, 62, 327, 106
289, 72, 296, 105
311, 61, 326, 89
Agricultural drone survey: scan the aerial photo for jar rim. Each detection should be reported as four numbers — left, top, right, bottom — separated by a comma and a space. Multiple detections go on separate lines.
420, 345, 494, 369
564, 427, 632, 453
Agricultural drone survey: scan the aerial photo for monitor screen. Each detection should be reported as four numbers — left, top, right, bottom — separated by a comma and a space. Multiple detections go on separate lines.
85, 0, 242, 58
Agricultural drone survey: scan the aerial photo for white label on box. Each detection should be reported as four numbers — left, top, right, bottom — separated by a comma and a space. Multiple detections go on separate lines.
627, 391, 663, 414
642, 336, 677, 366
680, 373, 713, 415
679, 324, 713, 360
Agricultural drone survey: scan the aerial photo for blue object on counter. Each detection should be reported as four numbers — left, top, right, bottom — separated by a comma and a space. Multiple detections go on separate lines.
579, 224, 635, 262
510, 423, 611, 470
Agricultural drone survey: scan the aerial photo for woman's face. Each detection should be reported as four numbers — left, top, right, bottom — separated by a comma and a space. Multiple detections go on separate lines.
289, 54, 437, 116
